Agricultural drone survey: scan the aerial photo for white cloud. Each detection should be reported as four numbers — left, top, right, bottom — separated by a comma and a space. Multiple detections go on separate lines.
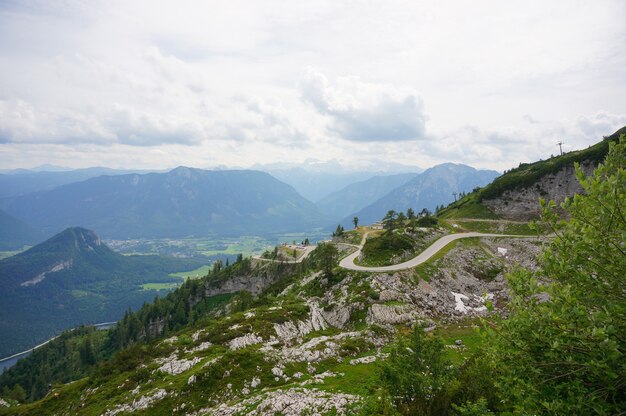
577, 111, 626, 140
299, 68, 427, 142
0, 99, 114, 145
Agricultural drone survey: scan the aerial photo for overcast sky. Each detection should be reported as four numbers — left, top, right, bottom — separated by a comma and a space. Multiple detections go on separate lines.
0, 0, 624, 172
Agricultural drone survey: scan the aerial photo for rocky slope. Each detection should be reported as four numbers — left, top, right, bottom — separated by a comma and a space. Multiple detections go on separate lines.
482, 162, 595, 220
0, 230, 545, 415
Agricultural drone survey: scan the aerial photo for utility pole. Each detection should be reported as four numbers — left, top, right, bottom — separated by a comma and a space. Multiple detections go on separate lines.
453, 192, 458, 202
557, 141, 563, 156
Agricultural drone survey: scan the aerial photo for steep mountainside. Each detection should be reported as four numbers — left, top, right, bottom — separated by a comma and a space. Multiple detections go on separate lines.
0, 167, 329, 239
0, 210, 44, 250
0, 227, 205, 357
439, 126, 626, 220
316, 173, 418, 220
344, 163, 499, 226
0, 167, 152, 198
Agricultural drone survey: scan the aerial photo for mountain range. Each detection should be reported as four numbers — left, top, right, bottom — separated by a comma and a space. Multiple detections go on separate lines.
0, 227, 205, 357
0, 167, 156, 198
0, 167, 330, 240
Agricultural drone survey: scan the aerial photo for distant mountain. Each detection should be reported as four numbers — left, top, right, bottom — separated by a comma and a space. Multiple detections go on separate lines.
254, 159, 422, 202
0, 167, 155, 198
0, 167, 329, 239
0, 227, 205, 357
0, 209, 45, 250
316, 173, 419, 220
266, 168, 382, 202
343, 163, 500, 226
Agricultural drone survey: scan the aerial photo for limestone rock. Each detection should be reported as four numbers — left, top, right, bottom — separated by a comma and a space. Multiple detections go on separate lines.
366, 303, 421, 325
228, 333, 263, 350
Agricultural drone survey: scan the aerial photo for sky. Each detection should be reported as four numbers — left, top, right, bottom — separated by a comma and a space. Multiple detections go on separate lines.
0, 0, 625, 172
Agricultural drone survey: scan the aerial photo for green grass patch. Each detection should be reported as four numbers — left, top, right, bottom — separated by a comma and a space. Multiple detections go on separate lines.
316, 361, 379, 395
168, 265, 211, 279
438, 196, 499, 220
451, 220, 536, 235
141, 282, 180, 291
433, 322, 483, 363
357, 232, 417, 267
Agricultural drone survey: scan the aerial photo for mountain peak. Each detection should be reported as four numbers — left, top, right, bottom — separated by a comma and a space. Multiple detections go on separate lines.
62, 227, 102, 248
41, 227, 103, 255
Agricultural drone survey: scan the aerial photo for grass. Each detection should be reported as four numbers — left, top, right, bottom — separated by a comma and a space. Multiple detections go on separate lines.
450, 220, 537, 235
433, 320, 484, 363
357, 232, 418, 267
169, 265, 211, 279
141, 282, 180, 291
438, 195, 499, 220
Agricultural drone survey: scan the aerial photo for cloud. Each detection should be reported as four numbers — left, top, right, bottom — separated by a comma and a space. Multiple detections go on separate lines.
299, 68, 427, 142
0, 99, 114, 145
523, 114, 539, 124
577, 111, 626, 139
0, 99, 208, 146
104, 104, 205, 146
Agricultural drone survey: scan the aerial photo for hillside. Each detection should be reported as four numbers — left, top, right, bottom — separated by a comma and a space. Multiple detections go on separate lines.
0, 225, 548, 412
344, 163, 499, 227
0, 210, 44, 250
0, 167, 329, 239
316, 173, 418, 219
0, 227, 205, 357
438, 126, 626, 220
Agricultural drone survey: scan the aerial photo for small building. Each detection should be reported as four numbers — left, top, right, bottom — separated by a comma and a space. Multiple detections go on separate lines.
371, 222, 383, 230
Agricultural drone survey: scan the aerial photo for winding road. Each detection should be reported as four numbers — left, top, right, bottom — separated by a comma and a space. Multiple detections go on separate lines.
253, 230, 538, 272
338, 231, 537, 272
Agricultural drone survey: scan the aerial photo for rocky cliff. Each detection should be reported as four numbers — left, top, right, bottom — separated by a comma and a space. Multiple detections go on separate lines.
482, 161, 596, 220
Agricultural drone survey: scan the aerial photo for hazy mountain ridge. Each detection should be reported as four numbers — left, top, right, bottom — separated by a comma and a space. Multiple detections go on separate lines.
0, 167, 330, 239
258, 159, 422, 202
0, 210, 44, 250
0, 167, 156, 198
316, 172, 419, 219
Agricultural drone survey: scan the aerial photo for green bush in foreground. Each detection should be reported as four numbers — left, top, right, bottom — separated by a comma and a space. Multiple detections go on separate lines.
485, 136, 625, 414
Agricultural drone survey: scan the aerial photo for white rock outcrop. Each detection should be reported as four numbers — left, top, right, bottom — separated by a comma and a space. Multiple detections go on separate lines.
366, 303, 420, 325
102, 389, 167, 416
273, 301, 328, 342
154, 353, 201, 375
206, 388, 358, 416
228, 333, 263, 350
